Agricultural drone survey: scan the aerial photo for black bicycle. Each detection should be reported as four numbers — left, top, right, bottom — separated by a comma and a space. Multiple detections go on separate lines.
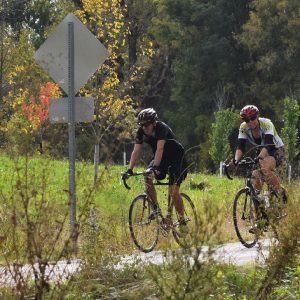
122, 170, 198, 253
224, 149, 287, 248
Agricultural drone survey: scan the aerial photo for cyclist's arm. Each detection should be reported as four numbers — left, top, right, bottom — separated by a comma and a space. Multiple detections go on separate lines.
259, 134, 274, 157
234, 148, 243, 163
154, 139, 166, 167
128, 143, 142, 170
234, 138, 246, 163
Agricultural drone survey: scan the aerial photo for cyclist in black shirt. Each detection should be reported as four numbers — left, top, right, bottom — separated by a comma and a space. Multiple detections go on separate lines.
122, 108, 188, 225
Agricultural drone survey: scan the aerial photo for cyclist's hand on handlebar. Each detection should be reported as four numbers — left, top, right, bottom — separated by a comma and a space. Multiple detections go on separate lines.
122, 168, 133, 180
229, 158, 238, 167
152, 165, 161, 176
145, 165, 161, 177
254, 156, 263, 164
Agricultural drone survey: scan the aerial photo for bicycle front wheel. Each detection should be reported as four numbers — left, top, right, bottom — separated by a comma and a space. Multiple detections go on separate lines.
233, 188, 258, 248
172, 193, 198, 248
128, 194, 159, 253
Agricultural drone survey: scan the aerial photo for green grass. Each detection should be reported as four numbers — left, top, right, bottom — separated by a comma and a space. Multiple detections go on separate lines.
0, 153, 299, 299
0, 154, 237, 259
0, 152, 298, 254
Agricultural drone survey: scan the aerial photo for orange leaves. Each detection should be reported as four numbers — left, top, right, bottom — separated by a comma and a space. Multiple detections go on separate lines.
21, 82, 60, 130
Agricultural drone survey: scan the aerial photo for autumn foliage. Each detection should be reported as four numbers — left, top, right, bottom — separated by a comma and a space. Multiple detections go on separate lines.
21, 82, 61, 129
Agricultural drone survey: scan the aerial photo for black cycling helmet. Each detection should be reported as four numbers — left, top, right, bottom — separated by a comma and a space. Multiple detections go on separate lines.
137, 108, 158, 124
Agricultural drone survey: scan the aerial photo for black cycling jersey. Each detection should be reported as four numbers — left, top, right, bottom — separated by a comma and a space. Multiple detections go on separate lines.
135, 121, 176, 153
135, 121, 187, 184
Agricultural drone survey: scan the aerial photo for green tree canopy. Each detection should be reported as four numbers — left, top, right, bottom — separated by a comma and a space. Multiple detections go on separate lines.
282, 97, 300, 164
239, 0, 300, 110
209, 107, 239, 169
152, 0, 251, 148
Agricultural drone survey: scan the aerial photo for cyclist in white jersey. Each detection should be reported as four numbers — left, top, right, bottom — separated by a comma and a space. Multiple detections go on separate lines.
232, 105, 285, 199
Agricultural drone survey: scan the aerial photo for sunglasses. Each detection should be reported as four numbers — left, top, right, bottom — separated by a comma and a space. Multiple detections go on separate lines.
139, 121, 153, 127
242, 115, 257, 123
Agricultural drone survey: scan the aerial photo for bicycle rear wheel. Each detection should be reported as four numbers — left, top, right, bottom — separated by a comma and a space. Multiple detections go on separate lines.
172, 193, 198, 248
233, 188, 259, 248
128, 194, 159, 253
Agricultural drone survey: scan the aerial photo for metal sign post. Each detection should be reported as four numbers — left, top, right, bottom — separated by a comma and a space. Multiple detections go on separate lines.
68, 22, 77, 251
34, 13, 109, 253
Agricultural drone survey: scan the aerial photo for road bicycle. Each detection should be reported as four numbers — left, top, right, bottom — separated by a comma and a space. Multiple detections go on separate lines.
224, 147, 287, 248
122, 170, 198, 253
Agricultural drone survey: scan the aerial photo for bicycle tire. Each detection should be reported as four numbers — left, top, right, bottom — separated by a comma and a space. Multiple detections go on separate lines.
128, 194, 159, 253
233, 188, 259, 248
172, 193, 198, 248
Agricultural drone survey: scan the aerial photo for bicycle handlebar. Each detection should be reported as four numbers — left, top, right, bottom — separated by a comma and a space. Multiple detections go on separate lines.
223, 163, 233, 180
223, 156, 262, 181
122, 177, 131, 190
121, 170, 152, 190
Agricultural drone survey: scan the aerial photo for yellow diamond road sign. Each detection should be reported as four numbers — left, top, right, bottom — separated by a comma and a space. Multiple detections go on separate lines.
34, 13, 109, 95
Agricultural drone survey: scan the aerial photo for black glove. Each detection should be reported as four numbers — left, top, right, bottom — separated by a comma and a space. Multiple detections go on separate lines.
122, 169, 133, 180
145, 165, 160, 176
151, 165, 161, 176
230, 159, 238, 166
254, 156, 263, 164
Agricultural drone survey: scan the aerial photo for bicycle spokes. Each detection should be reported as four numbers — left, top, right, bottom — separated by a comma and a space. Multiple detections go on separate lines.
233, 189, 258, 248
172, 193, 198, 248
129, 195, 159, 253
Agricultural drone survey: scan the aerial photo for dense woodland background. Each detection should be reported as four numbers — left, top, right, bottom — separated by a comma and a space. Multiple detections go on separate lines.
0, 0, 300, 171
0, 2, 300, 298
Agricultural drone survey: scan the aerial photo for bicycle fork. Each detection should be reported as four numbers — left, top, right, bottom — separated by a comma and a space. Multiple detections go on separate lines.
241, 188, 251, 220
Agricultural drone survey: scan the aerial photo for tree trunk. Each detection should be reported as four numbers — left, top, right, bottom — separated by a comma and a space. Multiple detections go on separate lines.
288, 164, 292, 183
128, 16, 138, 67
93, 142, 100, 185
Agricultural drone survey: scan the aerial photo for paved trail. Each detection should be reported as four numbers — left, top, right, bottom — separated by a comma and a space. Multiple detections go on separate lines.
117, 239, 272, 268
0, 239, 273, 286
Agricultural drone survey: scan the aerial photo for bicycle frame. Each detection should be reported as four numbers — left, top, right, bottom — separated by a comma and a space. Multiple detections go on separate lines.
122, 170, 197, 252
122, 170, 175, 216
245, 165, 260, 205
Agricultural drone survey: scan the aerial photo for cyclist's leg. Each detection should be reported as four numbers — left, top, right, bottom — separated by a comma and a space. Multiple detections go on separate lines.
145, 160, 158, 206
251, 169, 264, 191
144, 175, 157, 206
251, 170, 268, 229
169, 184, 184, 217
145, 160, 166, 216
169, 162, 188, 220
260, 154, 287, 212
259, 156, 282, 193
144, 176, 161, 219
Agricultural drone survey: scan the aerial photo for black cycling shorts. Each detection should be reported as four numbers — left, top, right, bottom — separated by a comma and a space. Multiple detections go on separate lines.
148, 139, 188, 185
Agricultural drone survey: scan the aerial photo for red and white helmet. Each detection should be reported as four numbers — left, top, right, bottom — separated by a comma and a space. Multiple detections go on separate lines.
240, 105, 259, 118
